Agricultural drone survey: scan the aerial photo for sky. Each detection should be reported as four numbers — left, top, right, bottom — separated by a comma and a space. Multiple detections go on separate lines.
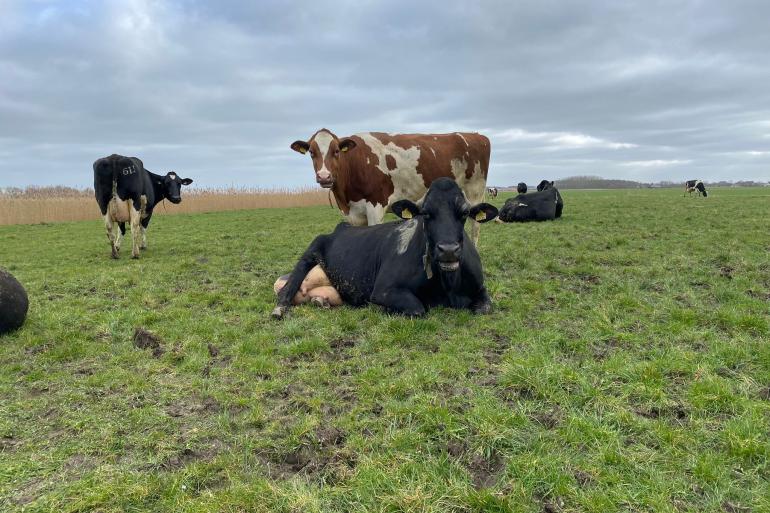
1, 0, 769, 189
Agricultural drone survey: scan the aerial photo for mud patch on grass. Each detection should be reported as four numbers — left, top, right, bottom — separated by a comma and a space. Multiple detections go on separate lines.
166, 396, 221, 418
161, 439, 223, 470
747, 289, 770, 301
532, 407, 563, 429
202, 343, 232, 377
446, 441, 505, 489
722, 501, 751, 513
574, 469, 594, 487
719, 266, 735, 280
634, 404, 689, 423
133, 328, 164, 358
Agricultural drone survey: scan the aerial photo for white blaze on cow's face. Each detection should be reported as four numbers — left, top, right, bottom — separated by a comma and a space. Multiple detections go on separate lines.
291, 129, 356, 189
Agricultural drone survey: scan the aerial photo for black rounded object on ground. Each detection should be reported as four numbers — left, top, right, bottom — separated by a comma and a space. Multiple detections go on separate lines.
0, 268, 28, 334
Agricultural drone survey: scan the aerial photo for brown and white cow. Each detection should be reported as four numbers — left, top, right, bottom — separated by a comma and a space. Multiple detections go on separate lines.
291, 129, 490, 244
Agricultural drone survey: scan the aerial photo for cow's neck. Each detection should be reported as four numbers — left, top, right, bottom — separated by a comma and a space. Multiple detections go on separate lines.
331, 157, 352, 214
146, 171, 167, 209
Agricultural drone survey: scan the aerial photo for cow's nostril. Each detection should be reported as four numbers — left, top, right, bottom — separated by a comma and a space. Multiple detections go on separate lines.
436, 243, 461, 258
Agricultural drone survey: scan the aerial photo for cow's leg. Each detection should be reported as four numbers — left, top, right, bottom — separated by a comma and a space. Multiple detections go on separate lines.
129, 200, 142, 259
104, 213, 118, 259
470, 287, 493, 314
371, 286, 426, 316
365, 202, 386, 226
140, 226, 148, 249
273, 235, 328, 319
115, 222, 126, 252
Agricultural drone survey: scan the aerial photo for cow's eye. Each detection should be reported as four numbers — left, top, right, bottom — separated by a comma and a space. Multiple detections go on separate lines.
309, 151, 315, 158
334, 150, 340, 156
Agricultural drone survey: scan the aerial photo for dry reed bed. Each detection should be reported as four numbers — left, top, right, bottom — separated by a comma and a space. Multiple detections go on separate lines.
0, 187, 329, 226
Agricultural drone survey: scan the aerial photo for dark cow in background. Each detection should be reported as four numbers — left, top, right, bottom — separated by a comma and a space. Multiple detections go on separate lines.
291, 129, 490, 244
517, 182, 527, 194
498, 187, 563, 222
94, 154, 193, 258
0, 268, 28, 335
537, 179, 554, 191
684, 180, 708, 197
487, 187, 498, 198
272, 178, 498, 319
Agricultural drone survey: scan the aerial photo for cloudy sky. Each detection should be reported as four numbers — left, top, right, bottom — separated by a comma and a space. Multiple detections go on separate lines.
1, 0, 769, 188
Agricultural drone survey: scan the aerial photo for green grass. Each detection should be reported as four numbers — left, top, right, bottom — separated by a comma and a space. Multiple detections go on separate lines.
1, 187, 769, 512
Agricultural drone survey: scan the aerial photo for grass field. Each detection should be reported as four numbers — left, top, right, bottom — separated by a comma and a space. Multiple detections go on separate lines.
1, 187, 769, 512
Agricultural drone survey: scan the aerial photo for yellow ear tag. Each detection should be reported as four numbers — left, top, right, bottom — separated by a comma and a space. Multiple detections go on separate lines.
340, 146, 349, 152
475, 211, 486, 221
402, 210, 413, 219
298, 147, 307, 154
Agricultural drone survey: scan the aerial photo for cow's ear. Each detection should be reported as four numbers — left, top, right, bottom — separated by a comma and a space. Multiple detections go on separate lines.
469, 203, 498, 223
180, 178, 193, 185
339, 138, 356, 153
392, 200, 422, 220
291, 141, 310, 154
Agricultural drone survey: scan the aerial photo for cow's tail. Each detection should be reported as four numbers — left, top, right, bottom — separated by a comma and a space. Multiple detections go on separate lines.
109, 171, 119, 220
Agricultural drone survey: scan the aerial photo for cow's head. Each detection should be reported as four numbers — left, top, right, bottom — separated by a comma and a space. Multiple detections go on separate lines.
517, 182, 527, 194
291, 129, 357, 188
537, 180, 554, 191
161, 172, 193, 204
391, 178, 497, 273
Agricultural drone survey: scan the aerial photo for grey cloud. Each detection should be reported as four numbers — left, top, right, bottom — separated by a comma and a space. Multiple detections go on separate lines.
0, 0, 769, 189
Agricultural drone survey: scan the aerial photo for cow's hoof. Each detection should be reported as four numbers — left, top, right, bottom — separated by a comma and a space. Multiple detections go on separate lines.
131, 254, 140, 260
271, 306, 288, 319
472, 302, 492, 314
111, 249, 119, 259
310, 296, 331, 309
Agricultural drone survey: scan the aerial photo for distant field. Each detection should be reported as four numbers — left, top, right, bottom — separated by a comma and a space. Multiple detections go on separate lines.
0, 187, 769, 512
0, 187, 329, 226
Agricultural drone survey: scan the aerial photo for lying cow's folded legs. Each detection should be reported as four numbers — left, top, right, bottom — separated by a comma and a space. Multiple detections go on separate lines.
470, 287, 493, 314
371, 287, 426, 317
272, 235, 328, 318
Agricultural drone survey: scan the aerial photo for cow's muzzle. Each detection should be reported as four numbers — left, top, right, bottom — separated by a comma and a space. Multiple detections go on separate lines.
436, 242, 461, 272
317, 178, 334, 188
169, 197, 182, 204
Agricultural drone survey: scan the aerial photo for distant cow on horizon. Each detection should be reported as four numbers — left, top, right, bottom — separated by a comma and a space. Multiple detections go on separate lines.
517, 182, 527, 194
487, 187, 498, 198
684, 180, 708, 197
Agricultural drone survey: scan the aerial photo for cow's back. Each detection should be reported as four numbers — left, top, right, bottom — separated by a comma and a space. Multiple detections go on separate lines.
347, 132, 490, 208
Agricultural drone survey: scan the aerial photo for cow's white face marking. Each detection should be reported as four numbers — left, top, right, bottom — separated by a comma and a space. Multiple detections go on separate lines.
313, 130, 335, 182
395, 218, 419, 254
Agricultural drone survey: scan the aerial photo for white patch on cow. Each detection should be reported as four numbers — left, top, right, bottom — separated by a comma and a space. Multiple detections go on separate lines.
357, 133, 426, 216
366, 202, 386, 226
140, 226, 147, 249
456, 132, 469, 146
430, 148, 436, 157
395, 218, 419, 254
314, 130, 335, 180
346, 199, 369, 226
169, 173, 176, 180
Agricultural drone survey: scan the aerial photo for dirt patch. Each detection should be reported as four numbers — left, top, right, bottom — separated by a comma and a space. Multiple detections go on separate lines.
541, 497, 566, 513
445, 441, 505, 489
260, 426, 355, 483
747, 289, 770, 301
532, 408, 563, 429
757, 387, 770, 401
202, 343, 232, 377
11, 476, 47, 506
166, 396, 221, 418
133, 328, 164, 358
484, 332, 510, 365
722, 501, 751, 513
719, 266, 734, 280
574, 469, 594, 487
580, 274, 601, 285
327, 338, 357, 360
1, 434, 21, 452
161, 440, 223, 470
634, 404, 688, 422
592, 337, 621, 359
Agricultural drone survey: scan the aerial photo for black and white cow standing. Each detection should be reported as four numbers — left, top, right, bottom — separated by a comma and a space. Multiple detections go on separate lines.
0, 268, 28, 335
272, 178, 498, 319
684, 180, 708, 197
517, 182, 527, 194
487, 187, 498, 198
93, 154, 193, 258
498, 187, 563, 222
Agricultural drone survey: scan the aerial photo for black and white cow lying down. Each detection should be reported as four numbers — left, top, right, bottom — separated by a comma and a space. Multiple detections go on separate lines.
0, 268, 28, 335
498, 186, 563, 222
684, 180, 708, 197
272, 178, 498, 318
94, 154, 193, 258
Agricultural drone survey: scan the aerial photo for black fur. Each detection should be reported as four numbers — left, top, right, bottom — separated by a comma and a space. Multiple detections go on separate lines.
0, 268, 28, 334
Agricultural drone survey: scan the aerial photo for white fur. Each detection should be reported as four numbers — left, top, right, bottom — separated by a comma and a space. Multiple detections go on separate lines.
313, 131, 334, 181
395, 218, 419, 254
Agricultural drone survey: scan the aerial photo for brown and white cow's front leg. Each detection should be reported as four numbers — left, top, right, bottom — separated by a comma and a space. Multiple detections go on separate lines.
140, 226, 148, 250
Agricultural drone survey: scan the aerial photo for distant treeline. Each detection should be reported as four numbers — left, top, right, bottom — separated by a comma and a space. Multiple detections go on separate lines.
495, 176, 770, 190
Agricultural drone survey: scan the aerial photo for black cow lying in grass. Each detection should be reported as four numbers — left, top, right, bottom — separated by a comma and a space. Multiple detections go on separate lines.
0, 269, 28, 335
94, 154, 193, 258
272, 178, 498, 318
684, 180, 708, 197
498, 187, 563, 222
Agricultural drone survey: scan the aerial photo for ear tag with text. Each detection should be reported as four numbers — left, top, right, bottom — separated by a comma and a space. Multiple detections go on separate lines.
475, 211, 486, 221
401, 209, 413, 219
